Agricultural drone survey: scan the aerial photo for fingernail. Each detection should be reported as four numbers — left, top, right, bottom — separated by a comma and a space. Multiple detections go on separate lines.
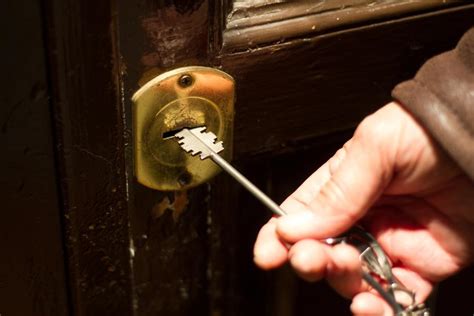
253, 245, 283, 270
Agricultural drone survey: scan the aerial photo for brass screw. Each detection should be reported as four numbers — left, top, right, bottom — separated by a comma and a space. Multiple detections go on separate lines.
178, 74, 193, 88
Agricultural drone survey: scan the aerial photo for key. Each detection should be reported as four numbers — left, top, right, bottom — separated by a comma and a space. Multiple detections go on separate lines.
173, 126, 286, 216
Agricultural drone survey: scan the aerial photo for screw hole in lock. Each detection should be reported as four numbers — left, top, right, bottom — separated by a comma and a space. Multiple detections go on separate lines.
178, 171, 192, 186
178, 74, 193, 88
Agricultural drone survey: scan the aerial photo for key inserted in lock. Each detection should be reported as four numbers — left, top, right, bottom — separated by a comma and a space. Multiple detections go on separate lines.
173, 126, 287, 216
132, 66, 235, 191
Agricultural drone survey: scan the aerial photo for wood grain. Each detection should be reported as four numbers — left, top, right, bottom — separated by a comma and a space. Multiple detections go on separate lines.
223, 0, 460, 51
220, 5, 474, 159
44, 0, 133, 314
0, 1, 69, 315
119, 1, 213, 315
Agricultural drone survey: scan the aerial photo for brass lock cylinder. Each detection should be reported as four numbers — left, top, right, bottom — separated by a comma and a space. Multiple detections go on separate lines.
133, 66, 234, 191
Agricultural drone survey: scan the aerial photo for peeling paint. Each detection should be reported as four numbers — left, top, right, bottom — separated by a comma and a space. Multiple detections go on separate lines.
141, 3, 208, 69
152, 191, 189, 221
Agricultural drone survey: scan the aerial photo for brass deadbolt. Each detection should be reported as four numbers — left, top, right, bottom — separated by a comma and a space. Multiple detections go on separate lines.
132, 66, 234, 191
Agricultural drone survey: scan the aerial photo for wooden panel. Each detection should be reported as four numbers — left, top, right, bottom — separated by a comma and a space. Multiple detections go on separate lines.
0, 1, 69, 315
220, 5, 474, 159
43, 0, 133, 314
223, 0, 460, 51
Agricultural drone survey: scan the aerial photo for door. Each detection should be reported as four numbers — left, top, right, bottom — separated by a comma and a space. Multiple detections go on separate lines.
3, 1, 473, 315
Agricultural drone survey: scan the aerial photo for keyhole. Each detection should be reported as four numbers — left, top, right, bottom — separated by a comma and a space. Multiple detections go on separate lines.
162, 125, 205, 139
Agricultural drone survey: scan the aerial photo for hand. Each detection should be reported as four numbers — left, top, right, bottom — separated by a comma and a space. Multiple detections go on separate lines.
253, 102, 474, 315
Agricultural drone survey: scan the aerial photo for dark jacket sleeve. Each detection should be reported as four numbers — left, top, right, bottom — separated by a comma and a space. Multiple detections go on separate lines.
392, 28, 474, 180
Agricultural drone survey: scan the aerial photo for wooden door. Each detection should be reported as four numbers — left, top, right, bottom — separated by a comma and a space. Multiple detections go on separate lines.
3, 1, 473, 315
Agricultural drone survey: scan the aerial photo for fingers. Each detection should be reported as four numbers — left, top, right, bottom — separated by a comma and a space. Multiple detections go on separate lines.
351, 292, 392, 316
287, 241, 428, 316
366, 204, 464, 281
288, 240, 365, 298
253, 218, 288, 270
288, 239, 329, 282
390, 267, 433, 304
350, 267, 434, 316
326, 243, 366, 298
254, 221, 434, 313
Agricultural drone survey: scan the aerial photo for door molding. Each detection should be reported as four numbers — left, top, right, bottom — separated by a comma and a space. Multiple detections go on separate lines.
221, 0, 462, 52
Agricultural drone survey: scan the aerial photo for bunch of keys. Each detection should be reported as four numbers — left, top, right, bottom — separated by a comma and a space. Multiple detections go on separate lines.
171, 126, 430, 316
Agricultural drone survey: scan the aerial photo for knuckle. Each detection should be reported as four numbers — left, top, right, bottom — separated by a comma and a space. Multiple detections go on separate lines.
318, 178, 361, 224
355, 113, 392, 148
328, 147, 347, 175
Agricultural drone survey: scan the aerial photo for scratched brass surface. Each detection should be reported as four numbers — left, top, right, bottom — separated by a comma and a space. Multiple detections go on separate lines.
133, 66, 234, 190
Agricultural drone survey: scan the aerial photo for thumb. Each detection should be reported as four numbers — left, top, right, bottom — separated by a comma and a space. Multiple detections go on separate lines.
277, 104, 400, 242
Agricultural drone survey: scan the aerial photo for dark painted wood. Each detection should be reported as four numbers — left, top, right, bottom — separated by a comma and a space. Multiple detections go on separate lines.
208, 162, 276, 316
224, 0, 459, 51
227, 0, 452, 28
119, 1, 213, 315
43, 0, 133, 314
221, 5, 474, 159
0, 1, 69, 315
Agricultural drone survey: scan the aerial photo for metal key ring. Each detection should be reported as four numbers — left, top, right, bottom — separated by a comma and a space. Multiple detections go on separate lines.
324, 226, 430, 316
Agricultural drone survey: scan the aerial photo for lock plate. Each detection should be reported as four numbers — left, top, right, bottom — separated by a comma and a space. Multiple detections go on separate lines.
133, 66, 234, 191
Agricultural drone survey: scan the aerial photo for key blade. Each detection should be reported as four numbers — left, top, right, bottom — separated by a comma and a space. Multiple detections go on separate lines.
175, 127, 286, 217
174, 126, 224, 159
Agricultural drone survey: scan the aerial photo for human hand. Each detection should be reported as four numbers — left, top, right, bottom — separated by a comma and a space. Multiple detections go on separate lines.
253, 102, 474, 315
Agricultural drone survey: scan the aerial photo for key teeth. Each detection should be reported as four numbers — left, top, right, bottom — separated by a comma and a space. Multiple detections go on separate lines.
173, 126, 225, 160
174, 132, 185, 139
194, 126, 206, 133
215, 141, 224, 152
